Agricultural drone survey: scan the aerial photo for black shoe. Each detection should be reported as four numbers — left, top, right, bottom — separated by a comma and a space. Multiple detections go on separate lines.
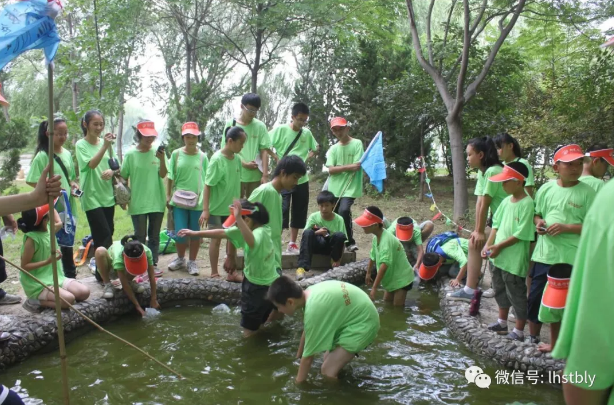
529, 335, 540, 344
487, 322, 508, 335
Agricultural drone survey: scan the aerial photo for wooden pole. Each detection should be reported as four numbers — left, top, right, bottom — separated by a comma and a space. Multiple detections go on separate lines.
47, 63, 71, 405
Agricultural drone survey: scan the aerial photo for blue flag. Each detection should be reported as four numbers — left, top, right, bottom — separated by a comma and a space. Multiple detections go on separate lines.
0, 0, 62, 70
360, 131, 387, 193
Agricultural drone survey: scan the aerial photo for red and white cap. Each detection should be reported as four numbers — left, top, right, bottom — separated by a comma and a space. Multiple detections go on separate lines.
418, 257, 443, 281
123, 250, 148, 276
181, 122, 200, 136
354, 208, 384, 228
222, 205, 257, 229
34, 204, 51, 226
585, 148, 614, 167
395, 217, 414, 242
136, 121, 158, 137
554, 144, 584, 163
541, 264, 572, 309
489, 164, 526, 182
330, 117, 348, 128
0, 84, 9, 107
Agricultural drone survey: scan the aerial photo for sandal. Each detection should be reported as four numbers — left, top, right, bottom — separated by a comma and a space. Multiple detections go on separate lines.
226, 272, 243, 283
210, 274, 222, 279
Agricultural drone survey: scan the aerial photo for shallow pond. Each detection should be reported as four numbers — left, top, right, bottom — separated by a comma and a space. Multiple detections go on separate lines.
2, 287, 563, 404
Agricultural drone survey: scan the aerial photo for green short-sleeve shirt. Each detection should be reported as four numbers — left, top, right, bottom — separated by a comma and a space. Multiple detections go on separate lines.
304, 212, 347, 237
225, 225, 279, 286
579, 175, 605, 194
120, 147, 166, 215
551, 181, 614, 392
531, 180, 596, 265
248, 182, 282, 269
204, 151, 242, 216
475, 165, 508, 216
221, 118, 270, 182
20, 229, 65, 299
386, 218, 423, 246
441, 237, 469, 267
369, 230, 414, 292
326, 138, 364, 198
108, 241, 153, 271
168, 149, 209, 211
270, 124, 317, 184
490, 196, 535, 277
75, 138, 116, 211
303, 280, 380, 358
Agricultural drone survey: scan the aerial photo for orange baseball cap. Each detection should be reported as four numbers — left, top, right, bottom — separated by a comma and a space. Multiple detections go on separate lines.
395, 217, 414, 242
330, 117, 348, 128
181, 122, 200, 136
541, 264, 572, 309
586, 148, 614, 167
554, 144, 584, 163
123, 250, 148, 276
137, 121, 158, 137
222, 205, 257, 229
354, 208, 384, 227
0, 84, 8, 107
489, 164, 526, 182
418, 253, 443, 281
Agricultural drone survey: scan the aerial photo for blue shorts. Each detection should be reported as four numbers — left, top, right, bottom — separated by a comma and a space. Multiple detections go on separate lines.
173, 207, 200, 244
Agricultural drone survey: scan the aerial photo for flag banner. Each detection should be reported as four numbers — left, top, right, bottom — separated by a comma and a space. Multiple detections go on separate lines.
0, 0, 63, 70
360, 131, 387, 193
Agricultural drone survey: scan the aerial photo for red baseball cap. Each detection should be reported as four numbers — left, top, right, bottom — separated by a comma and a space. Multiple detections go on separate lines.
0, 84, 8, 107
395, 217, 414, 242
181, 122, 200, 136
123, 250, 148, 276
541, 264, 572, 309
354, 208, 384, 228
601, 37, 614, 48
554, 144, 584, 163
222, 205, 257, 229
489, 164, 526, 182
586, 148, 614, 167
330, 117, 348, 128
418, 254, 443, 281
137, 121, 158, 137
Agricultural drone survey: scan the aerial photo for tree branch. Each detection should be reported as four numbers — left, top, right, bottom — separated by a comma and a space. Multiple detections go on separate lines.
439, 0, 458, 72
426, 0, 436, 66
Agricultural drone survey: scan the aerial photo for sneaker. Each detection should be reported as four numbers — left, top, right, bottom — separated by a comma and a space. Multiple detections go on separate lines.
346, 244, 359, 252
529, 335, 540, 345
446, 289, 473, 302
102, 283, 115, 299
154, 267, 163, 277
187, 261, 199, 276
286, 242, 299, 254
296, 267, 307, 281
0, 293, 22, 305
89, 257, 97, 274
482, 288, 495, 298
130, 280, 145, 294
168, 257, 187, 271
22, 299, 42, 314
487, 321, 508, 335
506, 331, 524, 342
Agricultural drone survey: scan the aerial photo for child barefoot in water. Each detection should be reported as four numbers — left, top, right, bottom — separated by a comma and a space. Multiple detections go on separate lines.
179, 200, 280, 337
19, 204, 90, 313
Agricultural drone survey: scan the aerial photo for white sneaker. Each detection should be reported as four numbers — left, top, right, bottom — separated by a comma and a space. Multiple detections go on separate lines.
102, 283, 115, 299
482, 288, 495, 298
346, 244, 359, 252
130, 280, 145, 294
89, 257, 97, 274
188, 261, 199, 276
286, 242, 299, 254
168, 256, 187, 271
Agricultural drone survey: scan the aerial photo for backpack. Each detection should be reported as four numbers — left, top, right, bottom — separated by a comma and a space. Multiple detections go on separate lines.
426, 232, 460, 259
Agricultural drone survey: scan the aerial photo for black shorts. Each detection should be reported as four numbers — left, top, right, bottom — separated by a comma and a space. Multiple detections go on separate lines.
528, 262, 550, 323
240, 277, 275, 331
402, 282, 413, 291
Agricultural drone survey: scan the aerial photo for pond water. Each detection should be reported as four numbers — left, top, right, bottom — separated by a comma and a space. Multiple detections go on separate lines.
2, 287, 563, 405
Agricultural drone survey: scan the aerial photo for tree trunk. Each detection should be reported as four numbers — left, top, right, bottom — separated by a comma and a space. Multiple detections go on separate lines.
1, 105, 9, 122
68, 13, 79, 112
419, 122, 425, 202
446, 114, 468, 221
251, 27, 263, 94
185, 34, 192, 100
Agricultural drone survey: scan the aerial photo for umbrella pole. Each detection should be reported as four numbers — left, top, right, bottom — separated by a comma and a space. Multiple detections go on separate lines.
47, 63, 71, 405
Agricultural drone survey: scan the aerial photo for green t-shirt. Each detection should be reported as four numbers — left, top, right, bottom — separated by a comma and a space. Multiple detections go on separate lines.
225, 225, 279, 286
369, 230, 414, 292
489, 196, 535, 277
75, 138, 116, 211
204, 151, 242, 216
579, 175, 605, 194
168, 149, 209, 211
474, 165, 507, 216
385, 218, 423, 246
26, 149, 78, 218
441, 237, 469, 267
108, 241, 153, 271
510, 157, 535, 188
303, 280, 380, 358
531, 180, 596, 265
221, 118, 270, 183
304, 212, 347, 237
270, 124, 317, 185
120, 147, 167, 215
325, 138, 364, 198
20, 229, 65, 299
552, 181, 614, 392
248, 182, 282, 269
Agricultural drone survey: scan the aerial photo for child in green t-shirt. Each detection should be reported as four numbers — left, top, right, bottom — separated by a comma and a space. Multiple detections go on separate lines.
268, 276, 380, 383
494, 132, 535, 196
355, 206, 414, 306
482, 162, 535, 341
383, 216, 434, 270
178, 200, 280, 337
296, 191, 347, 280
579, 143, 613, 194
528, 144, 595, 348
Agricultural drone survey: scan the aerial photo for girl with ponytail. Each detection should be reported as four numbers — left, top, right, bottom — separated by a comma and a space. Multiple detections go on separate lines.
94, 234, 160, 317
494, 132, 535, 196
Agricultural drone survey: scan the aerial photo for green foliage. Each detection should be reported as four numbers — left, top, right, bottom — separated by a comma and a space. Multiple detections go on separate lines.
0, 116, 28, 194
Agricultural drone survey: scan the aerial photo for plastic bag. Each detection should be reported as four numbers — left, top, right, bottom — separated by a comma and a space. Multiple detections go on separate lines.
212, 304, 230, 314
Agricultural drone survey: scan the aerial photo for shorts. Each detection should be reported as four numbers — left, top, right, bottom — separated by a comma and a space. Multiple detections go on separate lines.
538, 284, 564, 323
402, 282, 413, 291
37, 278, 77, 301
492, 266, 528, 320
528, 262, 550, 323
173, 207, 201, 243
208, 215, 229, 229
240, 277, 275, 331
